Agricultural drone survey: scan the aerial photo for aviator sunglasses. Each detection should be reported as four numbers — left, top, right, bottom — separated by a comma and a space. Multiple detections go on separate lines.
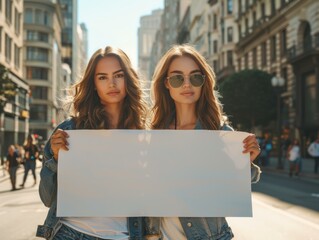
167, 73, 205, 88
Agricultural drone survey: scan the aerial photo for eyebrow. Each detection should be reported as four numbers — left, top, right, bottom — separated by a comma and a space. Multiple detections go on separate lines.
95, 69, 124, 76
169, 69, 201, 75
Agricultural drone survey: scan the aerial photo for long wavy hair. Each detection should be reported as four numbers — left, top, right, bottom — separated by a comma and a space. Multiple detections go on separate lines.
151, 44, 225, 130
69, 46, 147, 129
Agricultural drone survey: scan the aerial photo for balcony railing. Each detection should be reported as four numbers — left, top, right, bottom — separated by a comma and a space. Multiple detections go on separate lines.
207, 0, 218, 6
287, 34, 319, 60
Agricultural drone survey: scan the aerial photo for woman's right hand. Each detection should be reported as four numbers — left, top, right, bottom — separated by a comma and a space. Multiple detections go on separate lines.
50, 129, 69, 161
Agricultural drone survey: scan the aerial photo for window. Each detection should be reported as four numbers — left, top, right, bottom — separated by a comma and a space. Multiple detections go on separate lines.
35, 9, 43, 24
26, 67, 48, 80
30, 104, 47, 122
252, 48, 257, 68
261, 42, 267, 66
245, 18, 249, 34
31, 86, 48, 99
238, 24, 242, 39
27, 30, 49, 42
213, 14, 217, 30
44, 11, 51, 26
271, 35, 277, 61
304, 73, 317, 126
5, 33, 11, 62
25, 8, 33, 23
280, 29, 287, 57
0, 28, 2, 52
271, 0, 276, 15
213, 40, 218, 53
14, 8, 21, 35
227, 50, 233, 66
14, 44, 20, 69
227, 27, 233, 42
244, 53, 248, 69
5, 0, 12, 24
238, 58, 241, 71
227, 0, 233, 14
27, 47, 49, 62
261, 3, 265, 18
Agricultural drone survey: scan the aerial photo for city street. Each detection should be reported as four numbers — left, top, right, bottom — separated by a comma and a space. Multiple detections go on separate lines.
0, 164, 318, 240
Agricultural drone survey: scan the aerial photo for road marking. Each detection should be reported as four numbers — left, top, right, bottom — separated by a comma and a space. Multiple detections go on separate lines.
311, 193, 319, 198
253, 197, 319, 231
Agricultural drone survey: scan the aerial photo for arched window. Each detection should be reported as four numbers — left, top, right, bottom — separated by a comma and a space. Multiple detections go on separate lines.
303, 22, 312, 52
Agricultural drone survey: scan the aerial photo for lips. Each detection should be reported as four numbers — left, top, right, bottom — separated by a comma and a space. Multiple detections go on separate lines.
107, 90, 120, 95
181, 91, 194, 96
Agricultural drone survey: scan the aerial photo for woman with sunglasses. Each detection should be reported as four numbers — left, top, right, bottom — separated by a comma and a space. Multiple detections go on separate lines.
151, 44, 261, 239
36, 46, 163, 240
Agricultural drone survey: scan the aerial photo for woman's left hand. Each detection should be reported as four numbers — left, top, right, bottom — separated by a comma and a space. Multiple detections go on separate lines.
243, 134, 261, 162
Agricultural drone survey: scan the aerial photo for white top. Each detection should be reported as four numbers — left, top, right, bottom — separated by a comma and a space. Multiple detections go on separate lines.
308, 142, 319, 157
161, 217, 187, 240
288, 146, 300, 161
61, 217, 128, 239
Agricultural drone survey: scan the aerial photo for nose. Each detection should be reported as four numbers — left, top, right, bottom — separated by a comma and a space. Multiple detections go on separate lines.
182, 75, 191, 87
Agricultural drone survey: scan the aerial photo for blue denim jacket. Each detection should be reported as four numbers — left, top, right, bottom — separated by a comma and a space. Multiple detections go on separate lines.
36, 118, 261, 240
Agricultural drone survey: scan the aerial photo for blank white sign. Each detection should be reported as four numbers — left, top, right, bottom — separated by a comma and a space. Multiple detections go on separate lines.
57, 130, 252, 217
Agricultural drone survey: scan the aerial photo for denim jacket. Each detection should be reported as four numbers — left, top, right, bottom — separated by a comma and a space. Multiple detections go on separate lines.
36, 118, 261, 240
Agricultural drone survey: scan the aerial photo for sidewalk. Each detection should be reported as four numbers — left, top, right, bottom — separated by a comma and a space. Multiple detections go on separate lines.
260, 156, 319, 183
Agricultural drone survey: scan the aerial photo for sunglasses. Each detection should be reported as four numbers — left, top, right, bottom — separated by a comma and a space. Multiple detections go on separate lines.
167, 74, 205, 88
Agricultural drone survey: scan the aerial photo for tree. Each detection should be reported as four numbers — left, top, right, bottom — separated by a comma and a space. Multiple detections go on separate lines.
0, 64, 17, 111
219, 69, 276, 130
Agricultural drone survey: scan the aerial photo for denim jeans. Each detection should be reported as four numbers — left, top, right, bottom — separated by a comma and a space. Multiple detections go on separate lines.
22, 160, 36, 184
9, 166, 18, 189
53, 223, 116, 240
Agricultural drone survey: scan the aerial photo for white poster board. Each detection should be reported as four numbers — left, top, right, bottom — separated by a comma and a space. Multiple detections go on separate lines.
57, 130, 252, 217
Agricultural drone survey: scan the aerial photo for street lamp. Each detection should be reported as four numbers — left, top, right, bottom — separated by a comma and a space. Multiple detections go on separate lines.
271, 76, 285, 169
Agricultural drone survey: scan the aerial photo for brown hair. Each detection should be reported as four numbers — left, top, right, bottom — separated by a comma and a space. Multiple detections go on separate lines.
151, 44, 225, 129
69, 46, 147, 129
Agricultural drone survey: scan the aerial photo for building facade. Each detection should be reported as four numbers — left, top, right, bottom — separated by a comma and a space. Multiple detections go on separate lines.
0, 0, 29, 160
24, 0, 64, 139
138, 9, 163, 81
145, 0, 319, 145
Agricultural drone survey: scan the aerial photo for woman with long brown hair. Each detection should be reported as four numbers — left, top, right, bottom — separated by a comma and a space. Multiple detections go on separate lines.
36, 46, 158, 240
151, 44, 261, 239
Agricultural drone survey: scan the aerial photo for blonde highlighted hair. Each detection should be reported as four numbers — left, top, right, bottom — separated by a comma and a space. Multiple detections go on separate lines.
69, 46, 147, 129
151, 44, 225, 129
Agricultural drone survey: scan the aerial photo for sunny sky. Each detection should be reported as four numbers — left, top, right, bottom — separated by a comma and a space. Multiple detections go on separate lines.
78, 0, 164, 69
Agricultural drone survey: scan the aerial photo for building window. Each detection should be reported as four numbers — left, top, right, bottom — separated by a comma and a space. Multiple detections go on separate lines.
27, 30, 49, 42
213, 14, 217, 30
25, 8, 33, 23
244, 53, 248, 69
213, 60, 218, 73
5, 33, 11, 63
44, 11, 51, 26
271, 35, 277, 61
30, 104, 47, 122
245, 18, 249, 34
31, 86, 48, 99
304, 73, 317, 126
271, 0, 276, 15
213, 40, 218, 53
35, 9, 43, 24
252, 48, 257, 68
238, 24, 241, 39
281, 67, 287, 90
5, 0, 12, 24
0, 28, 2, 52
227, 50, 233, 66
14, 44, 20, 69
238, 58, 241, 71
227, 0, 233, 14
261, 3, 265, 18
26, 67, 49, 80
14, 8, 21, 36
227, 27, 233, 42
262, 41, 267, 66
27, 47, 49, 62
280, 29, 287, 57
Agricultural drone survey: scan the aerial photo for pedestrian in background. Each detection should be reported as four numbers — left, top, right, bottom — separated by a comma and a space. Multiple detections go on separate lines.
307, 133, 319, 174
36, 46, 155, 240
259, 133, 272, 166
150, 44, 261, 240
20, 134, 39, 187
287, 139, 300, 177
281, 134, 291, 168
6, 145, 20, 191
